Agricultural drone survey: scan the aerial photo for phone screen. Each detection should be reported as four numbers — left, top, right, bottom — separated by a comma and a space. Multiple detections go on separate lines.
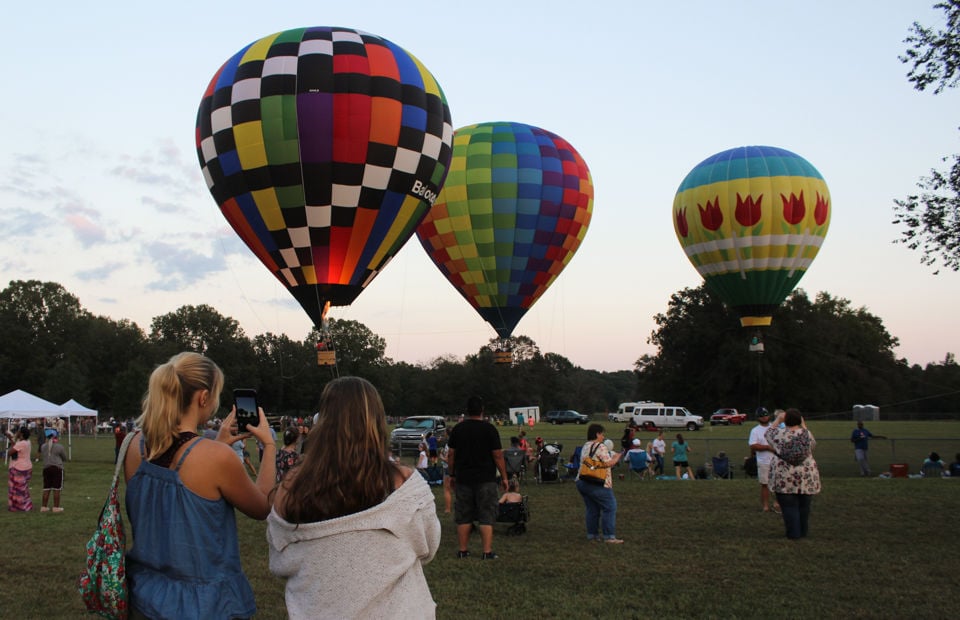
233, 389, 259, 432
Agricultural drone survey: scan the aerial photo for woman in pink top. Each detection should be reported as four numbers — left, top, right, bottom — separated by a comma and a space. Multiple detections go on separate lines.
6, 426, 33, 511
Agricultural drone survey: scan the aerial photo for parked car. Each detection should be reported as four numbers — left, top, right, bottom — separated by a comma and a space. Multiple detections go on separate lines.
609, 401, 664, 423
631, 405, 705, 431
544, 410, 589, 425
710, 408, 747, 426
390, 415, 447, 452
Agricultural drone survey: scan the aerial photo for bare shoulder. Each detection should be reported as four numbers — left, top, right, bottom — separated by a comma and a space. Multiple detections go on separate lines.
394, 464, 414, 487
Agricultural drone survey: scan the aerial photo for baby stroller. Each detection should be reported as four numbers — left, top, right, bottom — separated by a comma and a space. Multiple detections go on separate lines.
496, 495, 530, 535
536, 443, 563, 483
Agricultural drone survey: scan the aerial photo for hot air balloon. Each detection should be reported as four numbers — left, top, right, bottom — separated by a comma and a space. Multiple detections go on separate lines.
196, 27, 453, 363
673, 145, 831, 327
416, 122, 593, 361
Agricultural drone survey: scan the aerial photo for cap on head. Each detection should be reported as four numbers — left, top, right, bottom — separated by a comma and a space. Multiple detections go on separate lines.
756, 407, 770, 418
632, 438, 641, 446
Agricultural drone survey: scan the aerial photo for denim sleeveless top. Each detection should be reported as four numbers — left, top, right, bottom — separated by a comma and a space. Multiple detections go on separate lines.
126, 436, 256, 620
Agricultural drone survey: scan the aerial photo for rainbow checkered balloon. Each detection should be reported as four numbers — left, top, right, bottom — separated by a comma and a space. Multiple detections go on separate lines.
196, 27, 453, 327
416, 122, 594, 339
673, 146, 831, 326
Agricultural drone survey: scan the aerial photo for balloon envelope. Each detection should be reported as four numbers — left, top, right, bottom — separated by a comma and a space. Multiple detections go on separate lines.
196, 27, 453, 327
673, 145, 830, 326
416, 121, 593, 338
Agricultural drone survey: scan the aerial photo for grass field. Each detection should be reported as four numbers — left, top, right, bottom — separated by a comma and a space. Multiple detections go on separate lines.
3, 420, 959, 618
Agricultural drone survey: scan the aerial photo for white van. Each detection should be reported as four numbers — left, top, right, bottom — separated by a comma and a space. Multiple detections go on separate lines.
608, 401, 664, 422
631, 405, 704, 431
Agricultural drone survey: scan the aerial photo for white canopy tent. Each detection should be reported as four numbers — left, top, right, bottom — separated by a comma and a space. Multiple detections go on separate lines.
59, 399, 99, 460
0, 389, 63, 462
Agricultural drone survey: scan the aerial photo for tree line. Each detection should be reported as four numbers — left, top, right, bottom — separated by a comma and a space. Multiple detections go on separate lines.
1, 280, 956, 422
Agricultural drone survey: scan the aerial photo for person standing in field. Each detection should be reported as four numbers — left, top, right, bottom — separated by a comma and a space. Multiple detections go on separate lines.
850, 420, 885, 477
447, 395, 508, 560
652, 431, 666, 475
268, 377, 439, 619
748, 408, 779, 513
39, 430, 67, 512
6, 426, 33, 511
575, 423, 624, 543
671, 433, 695, 480
123, 352, 277, 619
766, 409, 821, 539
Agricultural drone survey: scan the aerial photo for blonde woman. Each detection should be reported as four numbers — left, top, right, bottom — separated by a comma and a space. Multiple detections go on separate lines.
123, 352, 276, 619
268, 377, 440, 619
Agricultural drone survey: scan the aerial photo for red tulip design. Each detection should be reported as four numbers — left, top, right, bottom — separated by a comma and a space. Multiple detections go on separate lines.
676, 207, 689, 237
698, 197, 723, 231
814, 192, 829, 225
735, 193, 762, 227
781, 191, 805, 225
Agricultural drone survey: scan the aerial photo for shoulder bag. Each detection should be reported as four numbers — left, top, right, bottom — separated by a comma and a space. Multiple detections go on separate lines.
578, 442, 607, 486
77, 431, 136, 619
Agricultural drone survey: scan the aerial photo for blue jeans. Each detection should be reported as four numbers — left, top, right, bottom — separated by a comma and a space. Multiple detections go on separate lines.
776, 492, 812, 539
576, 480, 617, 539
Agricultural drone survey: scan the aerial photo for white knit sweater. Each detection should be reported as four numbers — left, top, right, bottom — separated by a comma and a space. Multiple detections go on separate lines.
267, 473, 441, 619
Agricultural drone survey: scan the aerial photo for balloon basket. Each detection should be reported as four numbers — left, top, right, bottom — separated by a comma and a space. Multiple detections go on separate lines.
494, 350, 513, 365
317, 350, 336, 366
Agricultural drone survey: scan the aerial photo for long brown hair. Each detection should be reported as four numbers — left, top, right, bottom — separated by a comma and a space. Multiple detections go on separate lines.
279, 376, 397, 523
138, 352, 223, 460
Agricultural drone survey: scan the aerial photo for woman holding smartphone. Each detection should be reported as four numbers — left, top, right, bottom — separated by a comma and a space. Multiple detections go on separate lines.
123, 352, 276, 619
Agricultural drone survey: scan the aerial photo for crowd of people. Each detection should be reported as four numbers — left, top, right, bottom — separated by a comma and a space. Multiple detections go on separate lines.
5, 352, 958, 617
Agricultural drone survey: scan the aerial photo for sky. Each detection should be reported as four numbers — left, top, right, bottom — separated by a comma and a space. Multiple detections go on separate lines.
1, 1, 958, 372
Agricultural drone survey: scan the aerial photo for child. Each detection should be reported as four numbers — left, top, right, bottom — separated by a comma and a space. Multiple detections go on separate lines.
499, 476, 523, 504
416, 442, 428, 470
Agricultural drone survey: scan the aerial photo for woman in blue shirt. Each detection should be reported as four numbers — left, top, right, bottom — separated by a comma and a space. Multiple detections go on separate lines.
672, 433, 695, 480
123, 352, 277, 619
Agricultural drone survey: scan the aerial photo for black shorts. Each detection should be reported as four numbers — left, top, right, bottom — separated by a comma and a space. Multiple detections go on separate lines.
428, 449, 438, 458
43, 466, 63, 490
673, 460, 689, 467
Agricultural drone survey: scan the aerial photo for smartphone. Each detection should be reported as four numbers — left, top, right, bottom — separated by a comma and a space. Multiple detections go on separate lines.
233, 388, 259, 433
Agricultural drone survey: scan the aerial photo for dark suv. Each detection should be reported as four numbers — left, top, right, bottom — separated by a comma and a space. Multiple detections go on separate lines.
544, 410, 589, 425
390, 416, 447, 452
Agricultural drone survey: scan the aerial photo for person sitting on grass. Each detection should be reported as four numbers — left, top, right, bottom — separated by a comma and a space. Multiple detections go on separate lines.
950, 453, 960, 478
922, 452, 946, 477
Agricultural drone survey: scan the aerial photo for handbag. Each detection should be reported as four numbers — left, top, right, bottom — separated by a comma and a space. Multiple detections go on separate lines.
578, 442, 607, 486
77, 432, 136, 619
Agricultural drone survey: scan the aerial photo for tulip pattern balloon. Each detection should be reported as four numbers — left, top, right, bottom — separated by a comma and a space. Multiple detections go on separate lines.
673, 146, 830, 326
416, 121, 593, 339
196, 27, 453, 328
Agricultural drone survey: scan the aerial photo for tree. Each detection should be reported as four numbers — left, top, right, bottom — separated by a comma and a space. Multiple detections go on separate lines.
0, 280, 92, 395
636, 285, 906, 414
148, 305, 257, 404
894, 1, 960, 272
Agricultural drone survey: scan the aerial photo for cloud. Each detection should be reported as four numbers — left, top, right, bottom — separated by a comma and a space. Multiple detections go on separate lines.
110, 138, 203, 197
75, 261, 125, 282
0, 205, 55, 237
62, 200, 108, 247
143, 240, 227, 290
141, 195, 189, 215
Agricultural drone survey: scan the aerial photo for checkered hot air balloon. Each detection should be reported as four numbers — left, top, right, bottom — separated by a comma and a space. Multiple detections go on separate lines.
196, 27, 453, 328
416, 122, 594, 340
672, 146, 831, 327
